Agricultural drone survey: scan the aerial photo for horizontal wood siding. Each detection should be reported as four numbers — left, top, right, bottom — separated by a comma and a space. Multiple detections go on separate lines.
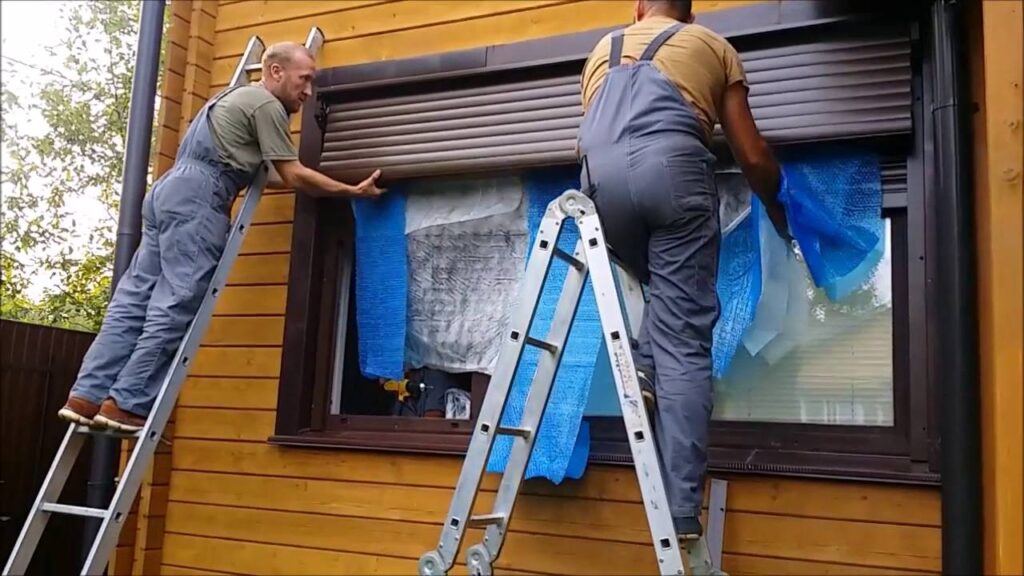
158, 1, 942, 574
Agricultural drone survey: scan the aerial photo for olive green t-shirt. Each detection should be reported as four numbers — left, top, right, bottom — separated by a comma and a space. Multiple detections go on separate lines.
207, 84, 297, 174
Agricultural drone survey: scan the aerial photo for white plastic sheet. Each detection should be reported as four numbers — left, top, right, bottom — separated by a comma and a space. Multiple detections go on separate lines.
404, 175, 524, 234
404, 176, 528, 374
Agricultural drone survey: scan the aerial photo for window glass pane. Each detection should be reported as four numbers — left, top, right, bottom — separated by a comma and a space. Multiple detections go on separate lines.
712, 220, 894, 426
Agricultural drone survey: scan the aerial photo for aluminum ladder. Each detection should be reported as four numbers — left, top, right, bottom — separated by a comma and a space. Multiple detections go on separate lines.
418, 190, 722, 576
2, 26, 325, 576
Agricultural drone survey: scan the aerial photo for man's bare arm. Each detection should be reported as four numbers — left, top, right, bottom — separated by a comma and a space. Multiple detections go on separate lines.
719, 82, 790, 239
272, 159, 385, 199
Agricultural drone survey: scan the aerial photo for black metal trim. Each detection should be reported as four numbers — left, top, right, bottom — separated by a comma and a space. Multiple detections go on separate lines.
928, 1, 981, 572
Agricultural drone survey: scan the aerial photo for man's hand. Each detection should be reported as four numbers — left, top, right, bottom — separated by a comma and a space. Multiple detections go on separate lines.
764, 201, 792, 243
272, 159, 386, 199
352, 169, 385, 198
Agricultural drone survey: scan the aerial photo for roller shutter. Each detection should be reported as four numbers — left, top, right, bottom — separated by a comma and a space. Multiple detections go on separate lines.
319, 23, 912, 184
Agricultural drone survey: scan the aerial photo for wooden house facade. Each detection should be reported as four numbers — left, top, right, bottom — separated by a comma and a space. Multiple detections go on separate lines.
105, 1, 1022, 575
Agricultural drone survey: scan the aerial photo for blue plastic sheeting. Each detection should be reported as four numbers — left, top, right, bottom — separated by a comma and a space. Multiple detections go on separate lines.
352, 190, 408, 380
584, 338, 621, 416
486, 166, 600, 483
778, 148, 884, 302
712, 195, 763, 379
712, 147, 884, 378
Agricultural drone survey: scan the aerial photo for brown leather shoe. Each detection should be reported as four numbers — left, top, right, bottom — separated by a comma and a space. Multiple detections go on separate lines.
93, 398, 147, 433
58, 396, 101, 426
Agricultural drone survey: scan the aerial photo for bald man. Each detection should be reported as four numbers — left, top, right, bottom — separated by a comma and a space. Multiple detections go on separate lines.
58, 42, 384, 432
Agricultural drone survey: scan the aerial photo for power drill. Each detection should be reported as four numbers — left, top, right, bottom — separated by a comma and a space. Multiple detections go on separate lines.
382, 378, 427, 402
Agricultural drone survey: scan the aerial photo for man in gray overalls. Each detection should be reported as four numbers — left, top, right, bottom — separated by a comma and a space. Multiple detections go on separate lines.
578, 0, 790, 540
58, 42, 385, 432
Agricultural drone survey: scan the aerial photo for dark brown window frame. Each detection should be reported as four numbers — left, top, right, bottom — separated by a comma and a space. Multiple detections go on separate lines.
272, 1, 943, 484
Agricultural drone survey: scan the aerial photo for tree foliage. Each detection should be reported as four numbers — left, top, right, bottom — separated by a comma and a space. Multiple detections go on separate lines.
1, 0, 165, 331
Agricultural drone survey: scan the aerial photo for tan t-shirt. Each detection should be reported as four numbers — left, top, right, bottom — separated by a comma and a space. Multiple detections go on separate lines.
581, 16, 748, 143
207, 84, 298, 174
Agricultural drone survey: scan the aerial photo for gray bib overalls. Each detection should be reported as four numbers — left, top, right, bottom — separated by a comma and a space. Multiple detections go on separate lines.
578, 22, 722, 527
70, 86, 255, 416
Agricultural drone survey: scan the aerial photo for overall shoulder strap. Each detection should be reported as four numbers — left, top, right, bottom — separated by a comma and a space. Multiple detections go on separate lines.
639, 22, 685, 62
608, 29, 626, 68
207, 85, 242, 107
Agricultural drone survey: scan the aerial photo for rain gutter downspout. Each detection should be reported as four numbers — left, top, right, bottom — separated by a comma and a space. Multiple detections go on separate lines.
82, 0, 166, 564
930, 1, 982, 573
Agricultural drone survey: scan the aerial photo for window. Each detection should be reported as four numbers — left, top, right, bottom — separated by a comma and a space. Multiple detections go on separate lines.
714, 223, 896, 427
273, 1, 944, 483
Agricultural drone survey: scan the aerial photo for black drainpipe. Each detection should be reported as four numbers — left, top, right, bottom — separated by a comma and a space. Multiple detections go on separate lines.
82, 0, 166, 564
929, 0, 981, 574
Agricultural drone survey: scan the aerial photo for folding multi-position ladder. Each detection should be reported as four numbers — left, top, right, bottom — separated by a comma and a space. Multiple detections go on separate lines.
2, 26, 325, 576
419, 190, 723, 576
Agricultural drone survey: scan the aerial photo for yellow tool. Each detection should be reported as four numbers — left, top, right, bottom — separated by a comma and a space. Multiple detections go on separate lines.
383, 378, 426, 402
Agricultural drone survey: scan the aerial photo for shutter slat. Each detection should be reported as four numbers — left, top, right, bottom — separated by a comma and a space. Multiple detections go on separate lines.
881, 160, 908, 196
327, 96, 579, 132
324, 117, 581, 152
323, 128, 580, 162
322, 151, 578, 182
330, 75, 575, 114
331, 83, 580, 122
324, 106, 581, 142
751, 94, 910, 121
748, 80, 909, 108
322, 139, 577, 171
320, 26, 913, 183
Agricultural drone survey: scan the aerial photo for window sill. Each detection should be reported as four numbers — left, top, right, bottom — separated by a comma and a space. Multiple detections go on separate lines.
268, 431, 940, 486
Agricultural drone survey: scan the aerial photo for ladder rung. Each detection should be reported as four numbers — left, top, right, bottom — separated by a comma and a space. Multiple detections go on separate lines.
525, 336, 558, 354
40, 503, 107, 519
496, 426, 531, 438
468, 514, 506, 528
73, 424, 140, 439
553, 247, 585, 271
244, 63, 261, 72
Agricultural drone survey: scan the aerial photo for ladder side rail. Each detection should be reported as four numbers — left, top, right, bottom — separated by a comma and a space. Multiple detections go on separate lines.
229, 36, 264, 89
468, 237, 589, 573
80, 164, 269, 575
612, 260, 646, 347
574, 192, 686, 575
2, 427, 88, 575
419, 199, 567, 575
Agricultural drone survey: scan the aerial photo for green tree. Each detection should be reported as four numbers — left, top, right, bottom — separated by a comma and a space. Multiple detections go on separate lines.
1, 0, 167, 331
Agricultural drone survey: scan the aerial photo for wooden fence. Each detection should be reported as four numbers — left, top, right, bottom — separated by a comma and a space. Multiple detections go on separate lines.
1, 318, 96, 575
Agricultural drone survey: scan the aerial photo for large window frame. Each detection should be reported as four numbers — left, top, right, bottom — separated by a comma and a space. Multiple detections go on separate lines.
272, 1, 946, 484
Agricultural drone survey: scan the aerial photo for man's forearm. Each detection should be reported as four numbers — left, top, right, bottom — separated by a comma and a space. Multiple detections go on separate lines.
741, 151, 790, 240
292, 164, 354, 197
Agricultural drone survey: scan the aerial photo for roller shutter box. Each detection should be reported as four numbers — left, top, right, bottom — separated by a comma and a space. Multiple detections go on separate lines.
319, 23, 912, 184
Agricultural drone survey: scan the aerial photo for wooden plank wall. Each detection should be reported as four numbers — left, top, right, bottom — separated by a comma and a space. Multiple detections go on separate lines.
970, 1, 1024, 574
137, 1, 942, 574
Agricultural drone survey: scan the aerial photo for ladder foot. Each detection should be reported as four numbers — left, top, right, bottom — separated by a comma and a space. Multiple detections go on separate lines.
466, 544, 493, 576
418, 551, 448, 576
